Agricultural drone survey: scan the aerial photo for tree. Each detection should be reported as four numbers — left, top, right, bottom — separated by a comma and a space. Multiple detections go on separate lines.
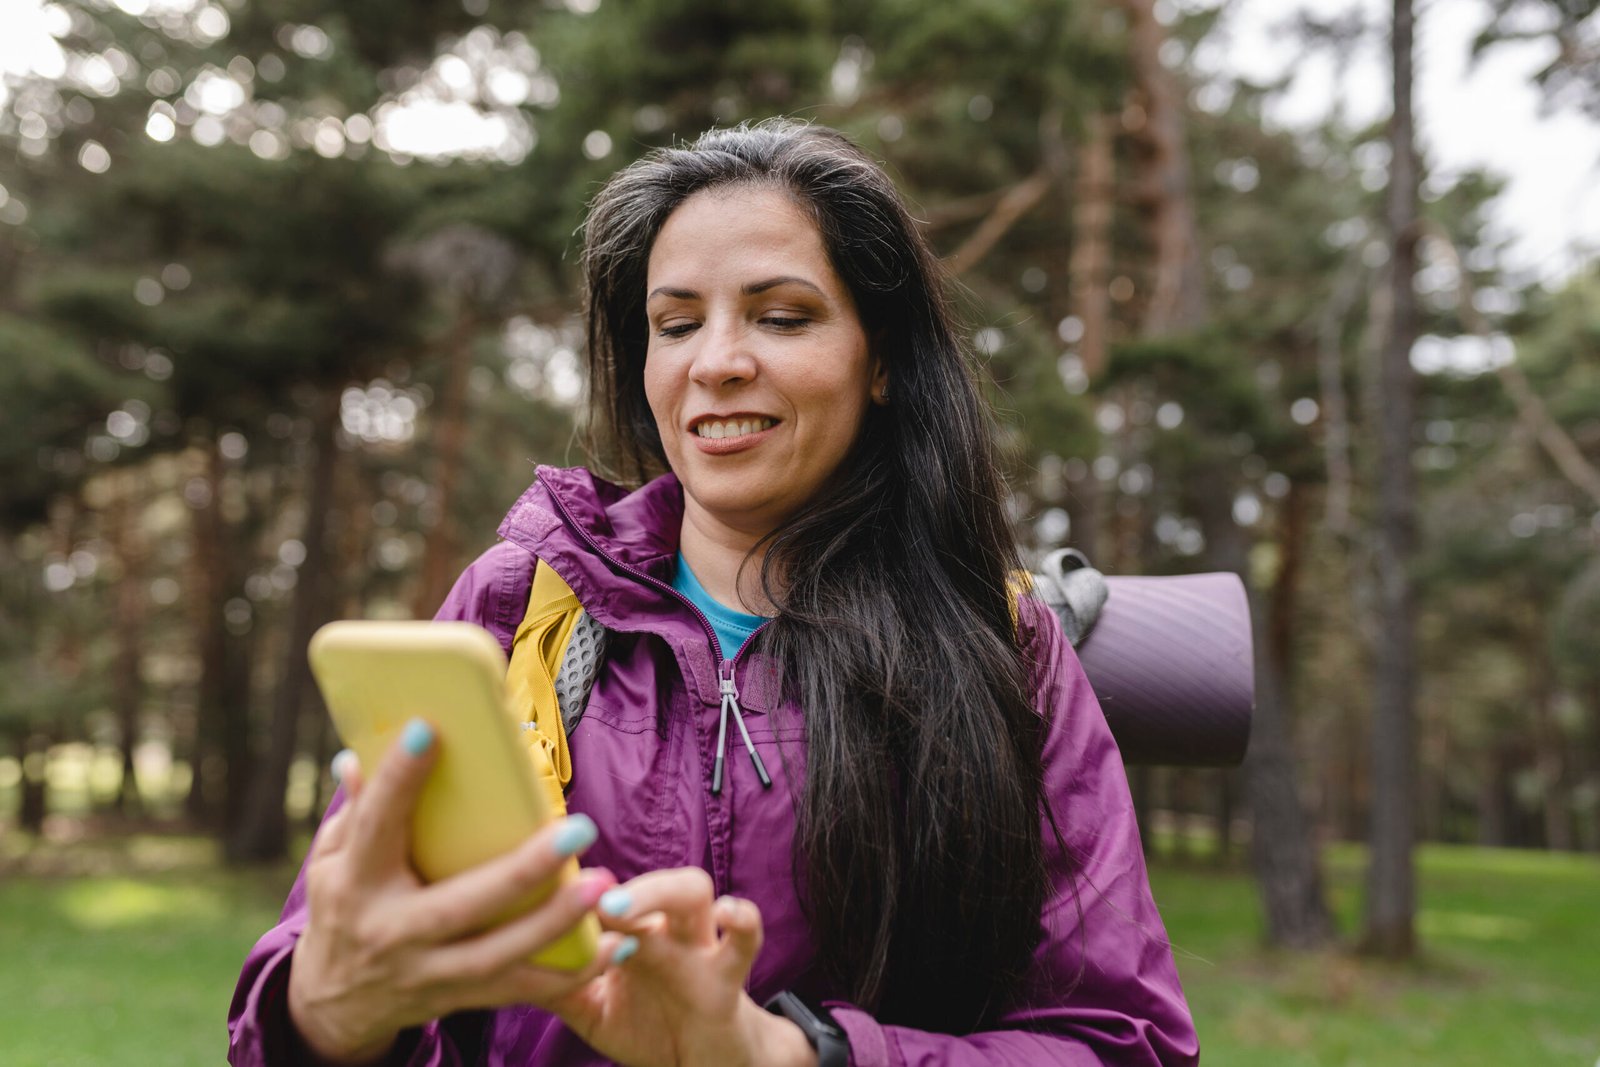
1362, 0, 1421, 959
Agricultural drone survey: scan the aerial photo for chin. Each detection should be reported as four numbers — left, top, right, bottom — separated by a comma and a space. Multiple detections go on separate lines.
685, 475, 793, 528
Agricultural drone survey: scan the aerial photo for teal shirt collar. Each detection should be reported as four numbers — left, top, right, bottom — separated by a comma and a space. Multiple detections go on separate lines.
672, 552, 769, 659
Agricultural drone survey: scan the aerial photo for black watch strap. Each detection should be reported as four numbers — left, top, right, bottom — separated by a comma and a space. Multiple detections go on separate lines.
763, 990, 850, 1067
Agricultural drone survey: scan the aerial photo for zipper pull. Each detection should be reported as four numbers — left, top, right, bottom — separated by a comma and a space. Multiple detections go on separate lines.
717, 660, 771, 792
712, 661, 733, 795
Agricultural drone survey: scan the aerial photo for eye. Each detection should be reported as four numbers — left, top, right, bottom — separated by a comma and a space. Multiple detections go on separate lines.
761, 315, 811, 330
657, 321, 699, 338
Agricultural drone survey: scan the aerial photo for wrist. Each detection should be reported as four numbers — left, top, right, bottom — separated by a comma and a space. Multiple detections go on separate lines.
286, 965, 398, 1066
739, 995, 818, 1067
761, 991, 850, 1067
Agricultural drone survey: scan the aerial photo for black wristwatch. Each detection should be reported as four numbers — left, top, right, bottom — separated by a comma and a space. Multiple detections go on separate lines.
764, 990, 850, 1067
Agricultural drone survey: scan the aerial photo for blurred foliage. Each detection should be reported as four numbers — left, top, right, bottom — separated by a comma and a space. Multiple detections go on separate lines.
0, 0, 1597, 868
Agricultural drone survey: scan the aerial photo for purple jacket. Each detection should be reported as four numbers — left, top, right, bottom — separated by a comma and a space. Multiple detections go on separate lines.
228, 466, 1199, 1066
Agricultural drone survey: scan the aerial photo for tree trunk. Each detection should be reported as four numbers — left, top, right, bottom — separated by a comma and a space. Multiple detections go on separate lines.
1116, 0, 1332, 945
306, 455, 375, 831
413, 302, 478, 619
1529, 633, 1573, 851
1067, 110, 1115, 565
229, 389, 343, 863
1069, 113, 1115, 380
1214, 770, 1235, 865
1361, 0, 1420, 959
108, 471, 146, 817
19, 732, 50, 834
1118, 0, 1206, 335
221, 609, 254, 839
1477, 745, 1512, 847
186, 436, 228, 824
186, 434, 256, 841
1241, 479, 1335, 947
1246, 606, 1337, 948
1584, 685, 1600, 853
1317, 251, 1367, 535
1420, 699, 1447, 843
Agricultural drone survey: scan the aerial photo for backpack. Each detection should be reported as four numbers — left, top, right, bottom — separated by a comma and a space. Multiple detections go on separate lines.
504, 549, 1109, 818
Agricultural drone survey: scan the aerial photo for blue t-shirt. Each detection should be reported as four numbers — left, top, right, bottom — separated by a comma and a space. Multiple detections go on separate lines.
672, 552, 769, 660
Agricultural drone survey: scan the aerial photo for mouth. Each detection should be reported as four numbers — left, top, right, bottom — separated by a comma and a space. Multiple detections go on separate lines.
690, 415, 779, 440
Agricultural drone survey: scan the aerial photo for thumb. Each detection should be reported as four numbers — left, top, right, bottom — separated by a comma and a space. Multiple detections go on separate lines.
713, 896, 764, 982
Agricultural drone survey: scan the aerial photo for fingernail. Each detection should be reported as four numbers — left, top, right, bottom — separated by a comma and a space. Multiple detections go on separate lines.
598, 888, 632, 917
577, 870, 614, 907
552, 814, 598, 858
610, 935, 639, 965
401, 719, 433, 757
331, 749, 358, 784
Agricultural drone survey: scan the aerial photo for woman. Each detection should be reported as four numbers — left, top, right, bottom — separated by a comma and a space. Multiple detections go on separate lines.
228, 120, 1199, 1066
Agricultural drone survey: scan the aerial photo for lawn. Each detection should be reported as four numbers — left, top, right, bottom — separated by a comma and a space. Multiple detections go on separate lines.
1152, 843, 1600, 1065
0, 828, 1595, 1065
0, 831, 298, 1067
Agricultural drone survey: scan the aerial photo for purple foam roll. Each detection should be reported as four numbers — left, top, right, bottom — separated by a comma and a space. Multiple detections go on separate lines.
1076, 573, 1254, 767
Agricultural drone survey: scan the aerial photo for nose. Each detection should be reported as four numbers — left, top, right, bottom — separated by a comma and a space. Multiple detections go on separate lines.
688, 314, 758, 389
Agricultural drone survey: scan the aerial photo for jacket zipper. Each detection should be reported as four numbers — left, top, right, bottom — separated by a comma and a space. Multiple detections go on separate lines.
541, 486, 772, 795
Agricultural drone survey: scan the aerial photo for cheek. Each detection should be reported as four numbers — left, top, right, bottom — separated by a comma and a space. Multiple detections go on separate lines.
642, 352, 675, 422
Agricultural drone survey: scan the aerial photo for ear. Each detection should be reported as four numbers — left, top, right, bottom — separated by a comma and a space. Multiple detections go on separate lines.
869, 338, 890, 406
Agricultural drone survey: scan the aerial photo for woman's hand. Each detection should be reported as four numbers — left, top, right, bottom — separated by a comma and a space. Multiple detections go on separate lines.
286, 721, 634, 1065
550, 869, 817, 1067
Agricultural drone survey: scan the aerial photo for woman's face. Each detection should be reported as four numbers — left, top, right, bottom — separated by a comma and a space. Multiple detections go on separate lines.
644, 185, 886, 538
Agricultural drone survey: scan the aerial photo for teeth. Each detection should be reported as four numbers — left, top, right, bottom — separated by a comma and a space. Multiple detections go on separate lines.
696, 418, 775, 439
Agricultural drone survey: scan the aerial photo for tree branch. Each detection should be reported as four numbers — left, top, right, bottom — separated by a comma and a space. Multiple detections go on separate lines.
945, 168, 1057, 277
943, 109, 1068, 278
1427, 223, 1600, 509
920, 187, 1012, 232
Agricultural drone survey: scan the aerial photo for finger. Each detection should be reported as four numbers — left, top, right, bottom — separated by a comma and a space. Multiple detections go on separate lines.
344, 719, 438, 873
596, 867, 716, 944
713, 895, 764, 981
309, 801, 354, 859
402, 815, 602, 944
416, 866, 615, 990
331, 749, 362, 796
307, 754, 362, 858
487, 931, 635, 1013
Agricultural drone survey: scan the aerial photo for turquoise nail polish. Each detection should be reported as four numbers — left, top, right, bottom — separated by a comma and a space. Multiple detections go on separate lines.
552, 814, 598, 858
401, 719, 433, 757
611, 935, 639, 965
598, 888, 632, 917
331, 749, 357, 784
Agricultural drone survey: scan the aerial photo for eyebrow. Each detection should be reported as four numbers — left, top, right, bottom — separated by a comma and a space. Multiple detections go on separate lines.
646, 276, 827, 302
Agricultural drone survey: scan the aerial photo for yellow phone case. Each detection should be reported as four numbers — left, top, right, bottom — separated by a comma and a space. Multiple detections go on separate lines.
307, 620, 599, 972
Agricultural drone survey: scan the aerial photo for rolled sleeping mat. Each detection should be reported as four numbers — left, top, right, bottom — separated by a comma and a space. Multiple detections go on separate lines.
1076, 572, 1254, 767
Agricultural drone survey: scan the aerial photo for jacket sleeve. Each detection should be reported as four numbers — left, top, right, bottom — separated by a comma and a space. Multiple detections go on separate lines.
226, 545, 526, 1067
822, 598, 1200, 1067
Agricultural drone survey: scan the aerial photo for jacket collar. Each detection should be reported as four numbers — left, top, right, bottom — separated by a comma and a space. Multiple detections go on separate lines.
496, 465, 690, 635
497, 464, 784, 712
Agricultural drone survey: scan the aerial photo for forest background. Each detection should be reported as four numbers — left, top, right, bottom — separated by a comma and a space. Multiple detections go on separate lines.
1, 0, 1598, 1063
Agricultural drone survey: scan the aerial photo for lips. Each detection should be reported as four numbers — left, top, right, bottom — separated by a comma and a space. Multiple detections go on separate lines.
687, 413, 781, 455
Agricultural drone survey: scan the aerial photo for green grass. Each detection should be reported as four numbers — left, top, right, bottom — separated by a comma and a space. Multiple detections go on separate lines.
0, 829, 1595, 1066
0, 832, 298, 1067
1153, 843, 1600, 1065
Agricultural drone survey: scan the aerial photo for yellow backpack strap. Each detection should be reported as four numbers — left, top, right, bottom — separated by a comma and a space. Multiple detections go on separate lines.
1008, 569, 1034, 633
506, 559, 586, 818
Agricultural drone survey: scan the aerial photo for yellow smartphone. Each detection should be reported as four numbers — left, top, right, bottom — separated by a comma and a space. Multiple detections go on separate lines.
307, 620, 599, 971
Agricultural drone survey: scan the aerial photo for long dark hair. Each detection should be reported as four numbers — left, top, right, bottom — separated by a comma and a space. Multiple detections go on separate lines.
581, 120, 1058, 1032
